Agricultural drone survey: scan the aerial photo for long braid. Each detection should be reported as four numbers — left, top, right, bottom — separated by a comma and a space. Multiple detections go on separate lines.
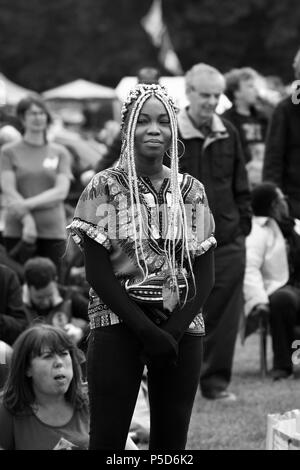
120, 84, 195, 303
126, 90, 155, 279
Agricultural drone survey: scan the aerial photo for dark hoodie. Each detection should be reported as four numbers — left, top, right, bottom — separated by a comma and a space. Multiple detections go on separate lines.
263, 96, 300, 218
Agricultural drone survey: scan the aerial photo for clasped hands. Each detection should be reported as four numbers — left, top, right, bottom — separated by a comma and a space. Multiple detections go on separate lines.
7, 200, 37, 244
140, 321, 178, 369
7, 199, 29, 219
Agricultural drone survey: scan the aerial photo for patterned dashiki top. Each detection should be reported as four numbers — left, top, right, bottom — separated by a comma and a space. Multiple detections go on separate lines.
68, 167, 216, 336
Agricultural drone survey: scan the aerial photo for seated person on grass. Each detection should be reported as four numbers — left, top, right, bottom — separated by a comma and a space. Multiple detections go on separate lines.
243, 182, 300, 380
23, 257, 89, 349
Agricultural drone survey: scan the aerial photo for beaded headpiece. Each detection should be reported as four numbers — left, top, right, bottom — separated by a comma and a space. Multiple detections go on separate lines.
120, 83, 177, 131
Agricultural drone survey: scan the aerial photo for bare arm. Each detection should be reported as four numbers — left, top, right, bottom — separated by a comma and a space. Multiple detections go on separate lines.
2, 170, 70, 213
1, 170, 24, 202
24, 174, 71, 210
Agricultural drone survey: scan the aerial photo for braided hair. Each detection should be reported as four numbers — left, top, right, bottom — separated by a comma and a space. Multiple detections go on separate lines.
118, 83, 195, 305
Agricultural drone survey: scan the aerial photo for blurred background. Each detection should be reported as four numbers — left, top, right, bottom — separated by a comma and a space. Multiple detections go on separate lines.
0, 0, 299, 197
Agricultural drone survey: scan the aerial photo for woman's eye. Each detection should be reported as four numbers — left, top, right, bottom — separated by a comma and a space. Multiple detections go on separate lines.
42, 353, 52, 359
160, 120, 170, 125
137, 119, 147, 124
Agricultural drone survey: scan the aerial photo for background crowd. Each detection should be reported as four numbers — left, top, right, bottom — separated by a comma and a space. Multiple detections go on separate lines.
0, 36, 300, 449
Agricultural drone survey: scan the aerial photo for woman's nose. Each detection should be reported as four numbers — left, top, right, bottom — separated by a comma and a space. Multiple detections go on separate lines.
53, 354, 63, 366
148, 121, 160, 133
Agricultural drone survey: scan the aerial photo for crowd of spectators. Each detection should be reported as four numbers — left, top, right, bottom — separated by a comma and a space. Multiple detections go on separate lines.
0, 50, 300, 448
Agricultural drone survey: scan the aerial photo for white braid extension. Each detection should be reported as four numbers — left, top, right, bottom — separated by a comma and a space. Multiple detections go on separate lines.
126, 90, 156, 280
120, 84, 195, 303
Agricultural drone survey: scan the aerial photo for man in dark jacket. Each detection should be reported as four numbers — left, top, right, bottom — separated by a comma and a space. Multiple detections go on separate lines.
263, 48, 300, 218
177, 63, 252, 401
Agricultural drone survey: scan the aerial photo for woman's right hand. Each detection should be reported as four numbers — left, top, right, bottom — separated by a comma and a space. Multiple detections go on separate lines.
22, 213, 38, 244
140, 327, 178, 368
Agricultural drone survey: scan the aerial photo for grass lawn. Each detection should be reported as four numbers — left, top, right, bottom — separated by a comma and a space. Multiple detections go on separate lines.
187, 333, 300, 450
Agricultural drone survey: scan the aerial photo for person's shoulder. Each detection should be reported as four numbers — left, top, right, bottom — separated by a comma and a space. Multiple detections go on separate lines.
48, 141, 71, 155
92, 168, 111, 182
222, 107, 236, 120
273, 96, 293, 113
0, 263, 18, 280
93, 167, 125, 183
76, 401, 89, 421
218, 115, 239, 134
182, 173, 206, 194
83, 168, 123, 197
249, 217, 271, 237
1, 138, 23, 154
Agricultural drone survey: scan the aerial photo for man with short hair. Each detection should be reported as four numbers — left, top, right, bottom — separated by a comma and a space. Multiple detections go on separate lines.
23, 257, 88, 347
263, 48, 300, 218
177, 63, 252, 401
223, 67, 269, 186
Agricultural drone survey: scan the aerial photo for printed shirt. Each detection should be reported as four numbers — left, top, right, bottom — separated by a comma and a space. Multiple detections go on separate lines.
68, 167, 216, 336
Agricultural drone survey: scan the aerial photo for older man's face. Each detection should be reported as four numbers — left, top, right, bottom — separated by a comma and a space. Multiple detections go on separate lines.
187, 73, 225, 124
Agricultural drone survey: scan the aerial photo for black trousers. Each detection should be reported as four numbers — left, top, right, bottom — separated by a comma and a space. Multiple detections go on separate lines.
200, 235, 245, 396
269, 284, 300, 372
87, 324, 203, 450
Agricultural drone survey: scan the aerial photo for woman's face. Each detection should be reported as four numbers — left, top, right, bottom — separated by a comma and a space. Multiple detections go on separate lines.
23, 103, 48, 133
134, 96, 172, 162
27, 348, 73, 398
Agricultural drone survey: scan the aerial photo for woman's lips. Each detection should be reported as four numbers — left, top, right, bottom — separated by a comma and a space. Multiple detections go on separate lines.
54, 374, 67, 384
144, 140, 163, 146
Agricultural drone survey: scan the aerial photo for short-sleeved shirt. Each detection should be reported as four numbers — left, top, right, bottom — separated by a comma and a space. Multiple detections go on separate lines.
1, 139, 72, 239
68, 167, 216, 335
0, 404, 89, 450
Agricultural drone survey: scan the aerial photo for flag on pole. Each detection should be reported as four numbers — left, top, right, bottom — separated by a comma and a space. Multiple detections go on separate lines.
141, 0, 183, 75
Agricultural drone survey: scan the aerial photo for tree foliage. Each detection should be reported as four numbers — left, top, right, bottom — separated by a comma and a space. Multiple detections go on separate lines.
0, 0, 299, 91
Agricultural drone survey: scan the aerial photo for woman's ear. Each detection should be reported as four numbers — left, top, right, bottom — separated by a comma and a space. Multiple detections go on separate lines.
26, 365, 33, 378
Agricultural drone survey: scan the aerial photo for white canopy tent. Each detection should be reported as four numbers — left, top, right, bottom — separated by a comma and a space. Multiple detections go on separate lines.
43, 79, 120, 122
0, 73, 34, 106
43, 79, 117, 101
115, 76, 232, 114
